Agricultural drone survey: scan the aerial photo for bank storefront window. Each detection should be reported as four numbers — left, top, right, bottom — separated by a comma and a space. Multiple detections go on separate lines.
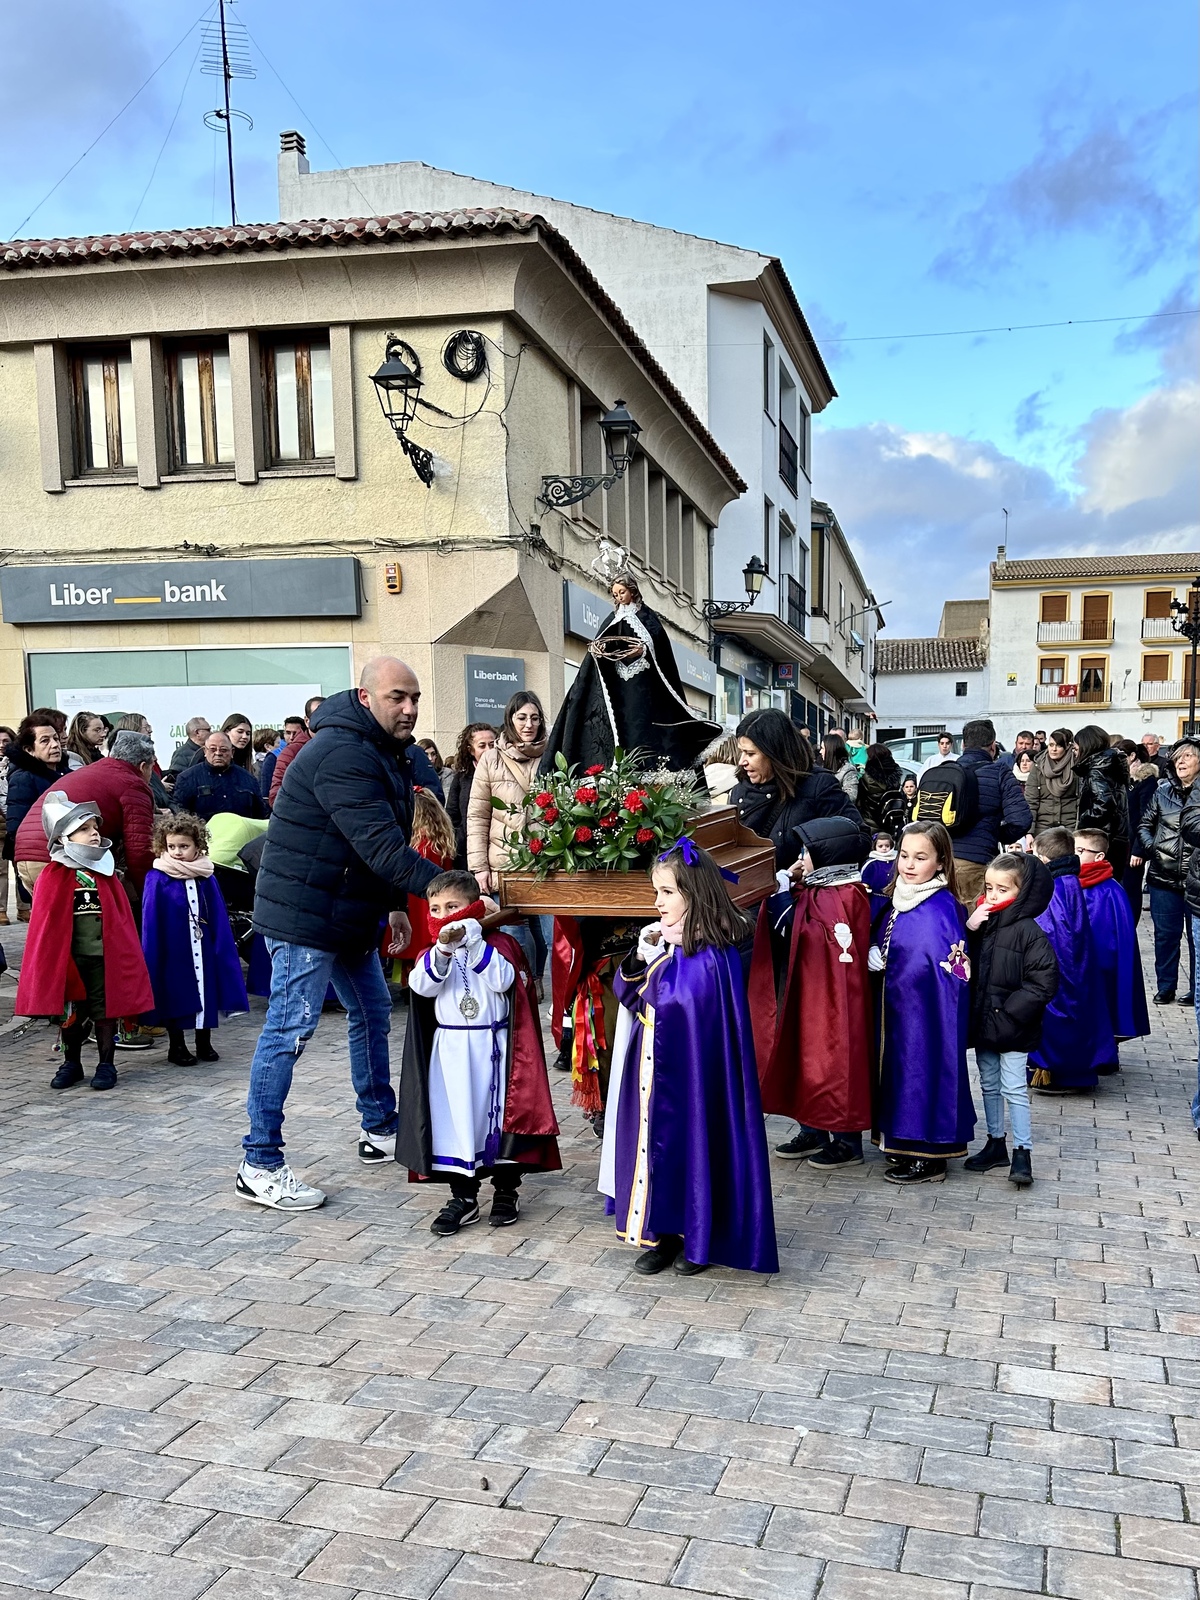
28, 645, 351, 769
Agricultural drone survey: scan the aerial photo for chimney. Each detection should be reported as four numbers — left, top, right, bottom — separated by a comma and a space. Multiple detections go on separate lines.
996, 543, 1007, 570
279, 129, 309, 178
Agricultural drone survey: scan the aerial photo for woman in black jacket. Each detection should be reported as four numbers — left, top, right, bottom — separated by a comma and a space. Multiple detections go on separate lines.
443, 722, 496, 869
4, 715, 72, 922
1136, 737, 1199, 1004
1073, 725, 1131, 878
732, 709, 868, 875
856, 744, 907, 833
963, 852, 1059, 1187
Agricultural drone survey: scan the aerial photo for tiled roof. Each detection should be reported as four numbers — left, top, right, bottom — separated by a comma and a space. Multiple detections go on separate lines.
875, 636, 988, 673
993, 554, 1200, 582
0, 209, 745, 494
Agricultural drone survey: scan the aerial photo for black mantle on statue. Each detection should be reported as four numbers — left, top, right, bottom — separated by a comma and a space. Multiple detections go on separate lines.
541, 602, 720, 776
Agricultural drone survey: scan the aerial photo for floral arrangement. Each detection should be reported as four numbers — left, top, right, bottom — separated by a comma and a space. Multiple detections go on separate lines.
498, 750, 700, 877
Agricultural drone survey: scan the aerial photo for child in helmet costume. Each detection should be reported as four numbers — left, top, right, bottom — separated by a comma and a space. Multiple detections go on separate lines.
15, 793, 153, 1090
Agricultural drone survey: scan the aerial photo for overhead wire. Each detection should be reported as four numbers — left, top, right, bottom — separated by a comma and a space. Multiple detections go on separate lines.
129, 36, 205, 231
8, 3, 217, 239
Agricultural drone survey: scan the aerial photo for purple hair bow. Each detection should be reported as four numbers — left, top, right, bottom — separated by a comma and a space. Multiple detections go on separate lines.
657, 834, 739, 884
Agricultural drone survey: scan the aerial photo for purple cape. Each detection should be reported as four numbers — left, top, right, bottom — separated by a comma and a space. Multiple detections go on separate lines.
140, 870, 248, 1026
1083, 876, 1150, 1045
611, 944, 778, 1274
1028, 874, 1114, 1086
873, 888, 975, 1156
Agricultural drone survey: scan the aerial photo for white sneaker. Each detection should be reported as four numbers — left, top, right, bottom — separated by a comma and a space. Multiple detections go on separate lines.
358, 1130, 396, 1165
236, 1161, 326, 1210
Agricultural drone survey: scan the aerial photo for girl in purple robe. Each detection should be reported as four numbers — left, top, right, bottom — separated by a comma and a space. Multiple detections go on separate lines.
1075, 828, 1150, 1055
869, 821, 975, 1184
141, 813, 248, 1066
1028, 827, 1116, 1089
599, 841, 778, 1278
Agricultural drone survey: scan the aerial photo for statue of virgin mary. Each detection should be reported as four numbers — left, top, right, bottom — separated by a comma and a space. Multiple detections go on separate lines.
541, 569, 720, 775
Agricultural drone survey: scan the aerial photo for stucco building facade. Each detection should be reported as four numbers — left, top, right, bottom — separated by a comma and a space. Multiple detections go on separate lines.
0, 207, 741, 759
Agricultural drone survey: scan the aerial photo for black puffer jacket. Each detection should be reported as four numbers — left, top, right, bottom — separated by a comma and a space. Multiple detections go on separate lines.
733, 768, 869, 872
253, 690, 442, 953
1180, 788, 1200, 917
444, 766, 475, 869
3, 746, 72, 860
1076, 746, 1130, 856
1137, 767, 1198, 894
967, 854, 1059, 1052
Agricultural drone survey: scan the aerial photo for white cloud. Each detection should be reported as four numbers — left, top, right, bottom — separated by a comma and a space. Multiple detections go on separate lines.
1076, 381, 1200, 514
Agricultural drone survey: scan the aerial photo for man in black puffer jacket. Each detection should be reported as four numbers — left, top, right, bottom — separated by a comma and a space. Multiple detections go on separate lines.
963, 851, 1058, 1187
238, 659, 443, 1211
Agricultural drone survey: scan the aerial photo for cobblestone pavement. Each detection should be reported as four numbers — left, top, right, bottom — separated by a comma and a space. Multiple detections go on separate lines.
0, 926, 1196, 1600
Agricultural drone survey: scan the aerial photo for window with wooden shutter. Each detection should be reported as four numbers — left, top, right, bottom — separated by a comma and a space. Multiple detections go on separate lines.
1144, 589, 1172, 618
1040, 594, 1068, 623
1082, 593, 1110, 640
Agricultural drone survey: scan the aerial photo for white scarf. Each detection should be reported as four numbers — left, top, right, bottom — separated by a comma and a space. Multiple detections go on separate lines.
891, 871, 947, 913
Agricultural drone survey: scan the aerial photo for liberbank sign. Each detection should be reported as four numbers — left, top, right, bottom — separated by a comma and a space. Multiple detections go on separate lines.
0, 557, 361, 625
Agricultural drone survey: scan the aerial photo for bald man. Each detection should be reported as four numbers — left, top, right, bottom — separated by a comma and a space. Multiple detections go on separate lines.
238, 658, 443, 1209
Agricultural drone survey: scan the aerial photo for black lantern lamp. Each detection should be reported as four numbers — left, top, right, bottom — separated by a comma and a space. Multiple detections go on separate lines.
370, 337, 436, 487
703, 553, 768, 622
539, 397, 642, 511
1171, 573, 1200, 736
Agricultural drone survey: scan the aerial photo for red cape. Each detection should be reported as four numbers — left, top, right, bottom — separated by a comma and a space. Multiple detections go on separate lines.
749, 882, 873, 1131
16, 861, 154, 1020
395, 928, 560, 1177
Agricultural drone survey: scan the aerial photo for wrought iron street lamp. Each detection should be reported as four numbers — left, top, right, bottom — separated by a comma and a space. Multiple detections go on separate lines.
702, 555, 767, 622
1170, 573, 1200, 736
538, 399, 642, 510
370, 337, 436, 487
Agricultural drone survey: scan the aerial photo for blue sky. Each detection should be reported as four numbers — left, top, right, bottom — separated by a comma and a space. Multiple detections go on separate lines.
4, 0, 1196, 629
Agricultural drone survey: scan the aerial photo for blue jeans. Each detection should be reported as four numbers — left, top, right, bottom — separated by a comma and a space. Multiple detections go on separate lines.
975, 1049, 1032, 1149
243, 939, 395, 1170
1149, 887, 1195, 996
1192, 918, 1200, 1132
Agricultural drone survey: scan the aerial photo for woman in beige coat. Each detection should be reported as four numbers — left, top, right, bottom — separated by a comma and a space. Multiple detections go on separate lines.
466, 691, 548, 894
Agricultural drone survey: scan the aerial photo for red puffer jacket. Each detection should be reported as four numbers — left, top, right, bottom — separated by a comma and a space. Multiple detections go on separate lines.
13, 757, 155, 890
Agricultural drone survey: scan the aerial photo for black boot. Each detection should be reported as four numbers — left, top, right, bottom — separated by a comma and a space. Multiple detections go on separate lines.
92, 1021, 118, 1090
964, 1136, 1009, 1173
52, 1023, 87, 1090
885, 1158, 946, 1185
194, 1029, 219, 1063
1009, 1147, 1033, 1187
167, 1027, 196, 1067
552, 1028, 573, 1073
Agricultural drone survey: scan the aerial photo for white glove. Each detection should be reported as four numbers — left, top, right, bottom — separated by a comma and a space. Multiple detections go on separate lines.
775, 869, 793, 894
867, 944, 886, 973
637, 923, 665, 965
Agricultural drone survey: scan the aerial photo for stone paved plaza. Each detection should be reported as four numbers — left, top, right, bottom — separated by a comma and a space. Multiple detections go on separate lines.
0, 931, 1196, 1600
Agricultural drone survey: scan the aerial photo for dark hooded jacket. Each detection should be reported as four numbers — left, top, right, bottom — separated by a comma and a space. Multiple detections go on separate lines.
795, 816, 863, 872
3, 745, 72, 860
1076, 746, 1130, 857
252, 690, 442, 954
734, 768, 869, 872
967, 853, 1059, 1053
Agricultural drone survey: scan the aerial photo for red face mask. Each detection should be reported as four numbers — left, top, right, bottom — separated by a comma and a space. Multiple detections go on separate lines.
427, 899, 488, 934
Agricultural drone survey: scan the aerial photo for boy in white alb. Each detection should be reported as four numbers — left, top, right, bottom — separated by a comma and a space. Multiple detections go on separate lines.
408, 872, 521, 1233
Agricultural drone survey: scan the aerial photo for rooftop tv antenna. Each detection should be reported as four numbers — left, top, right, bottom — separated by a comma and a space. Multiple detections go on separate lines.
202, 0, 255, 225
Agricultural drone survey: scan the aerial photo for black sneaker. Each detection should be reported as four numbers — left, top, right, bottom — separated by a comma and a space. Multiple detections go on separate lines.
775, 1130, 825, 1160
91, 1062, 118, 1091
430, 1196, 480, 1236
358, 1130, 396, 1165
963, 1136, 1009, 1173
489, 1191, 521, 1227
632, 1235, 684, 1275
51, 1061, 84, 1090
808, 1141, 864, 1169
885, 1158, 946, 1185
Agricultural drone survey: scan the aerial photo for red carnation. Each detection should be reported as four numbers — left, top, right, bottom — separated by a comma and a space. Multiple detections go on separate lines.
598, 812, 619, 829
542, 807, 560, 824
623, 790, 646, 814
528, 836, 544, 854
585, 764, 606, 776
635, 827, 656, 845
574, 825, 594, 843
574, 785, 598, 804
534, 791, 554, 808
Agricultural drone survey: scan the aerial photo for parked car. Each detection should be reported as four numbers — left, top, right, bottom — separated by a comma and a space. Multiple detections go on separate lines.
883, 732, 964, 776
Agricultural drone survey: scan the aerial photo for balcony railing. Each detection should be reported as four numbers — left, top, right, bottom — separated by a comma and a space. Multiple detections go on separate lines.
1036, 619, 1115, 643
785, 575, 806, 636
1034, 683, 1111, 708
779, 423, 799, 495
1139, 680, 1188, 705
1142, 617, 1177, 640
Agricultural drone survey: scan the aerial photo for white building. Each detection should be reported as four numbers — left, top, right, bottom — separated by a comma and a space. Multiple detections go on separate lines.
873, 600, 990, 745
987, 550, 1200, 745
276, 139, 880, 734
